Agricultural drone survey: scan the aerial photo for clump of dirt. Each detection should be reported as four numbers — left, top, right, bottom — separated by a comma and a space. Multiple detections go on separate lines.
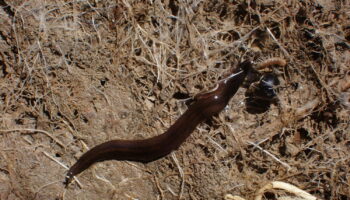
0, 0, 349, 199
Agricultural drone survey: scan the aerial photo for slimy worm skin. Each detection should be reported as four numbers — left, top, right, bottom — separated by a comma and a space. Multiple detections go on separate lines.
64, 60, 252, 186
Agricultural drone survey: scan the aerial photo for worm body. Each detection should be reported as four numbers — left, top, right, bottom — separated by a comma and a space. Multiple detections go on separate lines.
65, 61, 251, 185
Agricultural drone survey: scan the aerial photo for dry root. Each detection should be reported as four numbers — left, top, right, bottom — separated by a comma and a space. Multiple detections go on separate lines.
225, 181, 317, 200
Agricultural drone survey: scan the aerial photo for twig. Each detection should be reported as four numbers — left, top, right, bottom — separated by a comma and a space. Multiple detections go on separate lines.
91, 16, 101, 43
92, 86, 111, 105
219, 27, 260, 60
172, 152, 185, 200
34, 180, 62, 199
42, 151, 83, 188
43, 151, 68, 169
266, 27, 290, 58
154, 175, 165, 200
247, 141, 292, 171
0, 128, 65, 148
94, 173, 116, 190
250, 138, 269, 149
225, 181, 317, 200
225, 194, 246, 200
207, 135, 228, 154
255, 181, 317, 200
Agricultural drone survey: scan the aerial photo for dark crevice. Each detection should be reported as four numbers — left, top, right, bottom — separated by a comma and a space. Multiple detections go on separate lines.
168, 0, 179, 16
0, 0, 15, 17
0, 31, 8, 42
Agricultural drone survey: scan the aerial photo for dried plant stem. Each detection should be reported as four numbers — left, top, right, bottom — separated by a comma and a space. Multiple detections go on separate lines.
225, 181, 317, 200
255, 181, 317, 200
247, 141, 292, 171
266, 28, 290, 58
172, 152, 185, 200
0, 128, 65, 148
42, 151, 83, 188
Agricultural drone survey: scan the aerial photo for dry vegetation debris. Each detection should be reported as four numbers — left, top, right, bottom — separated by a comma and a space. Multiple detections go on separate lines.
0, 0, 349, 199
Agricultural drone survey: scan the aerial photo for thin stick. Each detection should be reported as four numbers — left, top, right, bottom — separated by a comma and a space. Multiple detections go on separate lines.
154, 175, 165, 200
0, 128, 65, 148
172, 152, 185, 200
34, 180, 62, 199
266, 27, 290, 58
42, 151, 83, 188
247, 141, 292, 171
207, 135, 228, 154
225, 194, 246, 200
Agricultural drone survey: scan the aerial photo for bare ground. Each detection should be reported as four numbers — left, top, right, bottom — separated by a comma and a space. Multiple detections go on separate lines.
0, 0, 349, 200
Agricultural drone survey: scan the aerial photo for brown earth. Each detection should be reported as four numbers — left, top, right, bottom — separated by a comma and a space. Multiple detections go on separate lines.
0, 0, 349, 200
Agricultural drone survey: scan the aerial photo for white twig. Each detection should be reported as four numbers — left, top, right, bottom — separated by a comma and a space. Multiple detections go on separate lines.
43, 151, 68, 169
171, 152, 185, 200
255, 181, 317, 200
266, 27, 290, 58
42, 151, 83, 188
94, 173, 116, 190
43, 151, 83, 188
0, 128, 65, 147
91, 16, 101, 43
225, 194, 246, 200
247, 141, 292, 171
225, 181, 317, 200
34, 180, 62, 199
207, 136, 228, 153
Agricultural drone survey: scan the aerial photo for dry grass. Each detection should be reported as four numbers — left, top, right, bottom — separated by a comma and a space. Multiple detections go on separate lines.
0, 0, 349, 199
